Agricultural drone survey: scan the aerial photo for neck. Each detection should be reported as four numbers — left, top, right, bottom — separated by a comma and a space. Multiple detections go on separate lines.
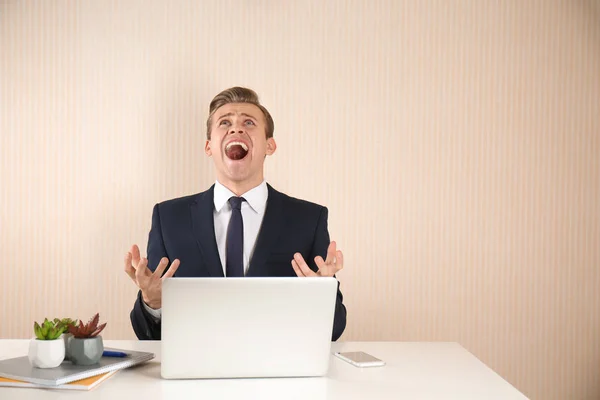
217, 176, 264, 196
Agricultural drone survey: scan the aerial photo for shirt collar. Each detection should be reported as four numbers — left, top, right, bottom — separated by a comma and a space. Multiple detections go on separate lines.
213, 180, 268, 214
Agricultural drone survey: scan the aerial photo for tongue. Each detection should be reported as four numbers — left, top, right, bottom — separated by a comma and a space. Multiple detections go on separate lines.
225, 145, 248, 160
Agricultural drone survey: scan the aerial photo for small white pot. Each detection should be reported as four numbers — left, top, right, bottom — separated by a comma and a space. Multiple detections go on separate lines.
28, 338, 65, 368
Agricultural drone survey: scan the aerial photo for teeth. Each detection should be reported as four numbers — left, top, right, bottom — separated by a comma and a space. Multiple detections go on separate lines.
226, 141, 248, 151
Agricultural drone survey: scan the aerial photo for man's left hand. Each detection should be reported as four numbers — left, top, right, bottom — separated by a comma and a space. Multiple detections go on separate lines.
292, 241, 343, 277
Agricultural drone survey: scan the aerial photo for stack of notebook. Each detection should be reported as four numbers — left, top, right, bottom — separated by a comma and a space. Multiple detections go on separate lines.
0, 347, 154, 391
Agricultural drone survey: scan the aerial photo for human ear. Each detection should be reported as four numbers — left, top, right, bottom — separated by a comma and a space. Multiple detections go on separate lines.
266, 138, 277, 155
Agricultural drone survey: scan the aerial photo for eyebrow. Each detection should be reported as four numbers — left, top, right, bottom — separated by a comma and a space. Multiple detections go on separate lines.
216, 112, 258, 121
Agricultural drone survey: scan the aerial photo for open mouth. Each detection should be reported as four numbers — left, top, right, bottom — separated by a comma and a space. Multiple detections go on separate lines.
225, 141, 249, 161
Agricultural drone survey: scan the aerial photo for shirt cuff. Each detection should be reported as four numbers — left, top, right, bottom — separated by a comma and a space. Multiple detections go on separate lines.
142, 299, 162, 321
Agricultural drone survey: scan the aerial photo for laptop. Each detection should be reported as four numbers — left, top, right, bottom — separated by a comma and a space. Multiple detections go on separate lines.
160, 276, 338, 379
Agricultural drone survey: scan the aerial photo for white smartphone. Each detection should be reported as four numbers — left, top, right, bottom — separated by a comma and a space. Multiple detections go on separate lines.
333, 351, 386, 367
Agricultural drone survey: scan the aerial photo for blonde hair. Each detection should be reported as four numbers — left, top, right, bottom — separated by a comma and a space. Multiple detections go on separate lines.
206, 87, 274, 140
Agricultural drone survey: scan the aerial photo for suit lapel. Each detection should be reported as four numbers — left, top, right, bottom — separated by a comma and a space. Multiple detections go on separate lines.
190, 185, 225, 277
247, 184, 285, 276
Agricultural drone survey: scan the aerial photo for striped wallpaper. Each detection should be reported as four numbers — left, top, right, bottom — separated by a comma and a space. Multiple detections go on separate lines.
1, 1, 599, 399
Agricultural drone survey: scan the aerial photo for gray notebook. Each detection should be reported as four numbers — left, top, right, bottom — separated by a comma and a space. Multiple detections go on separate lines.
0, 347, 155, 386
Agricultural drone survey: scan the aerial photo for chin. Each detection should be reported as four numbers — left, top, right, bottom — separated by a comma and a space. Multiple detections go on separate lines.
224, 165, 252, 181
218, 153, 262, 182
226, 171, 250, 181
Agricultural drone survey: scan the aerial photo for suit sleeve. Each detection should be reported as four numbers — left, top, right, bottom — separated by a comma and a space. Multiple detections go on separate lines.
309, 207, 347, 341
130, 203, 167, 340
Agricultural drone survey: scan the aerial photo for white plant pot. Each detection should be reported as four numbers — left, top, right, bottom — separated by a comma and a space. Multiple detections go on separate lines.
28, 338, 65, 368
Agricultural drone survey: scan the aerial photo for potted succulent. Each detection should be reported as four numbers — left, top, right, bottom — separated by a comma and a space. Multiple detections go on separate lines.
28, 318, 67, 368
54, 318, 78, 360
66, 313, 107, 366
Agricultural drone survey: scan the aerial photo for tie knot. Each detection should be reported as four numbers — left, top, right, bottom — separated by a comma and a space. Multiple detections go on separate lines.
228, 196, 245, 210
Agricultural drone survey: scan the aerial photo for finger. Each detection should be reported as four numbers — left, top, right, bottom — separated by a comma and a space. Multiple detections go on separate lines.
314, 255, 333, 276
291, 259, 304, 277
325, 241, 336, 264
294, 253, 316, 277
335, 250, 344, 272
153, 257, 169, 278
161, 259, 181, 280
314, 255, 327, 270
135, 257, 150, 286
131, 244, 141, 267
124, 252, 137, 282
315, 251, 342, 277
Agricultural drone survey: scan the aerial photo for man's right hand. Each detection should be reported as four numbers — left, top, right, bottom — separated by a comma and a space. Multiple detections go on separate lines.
124, 244, 180, 309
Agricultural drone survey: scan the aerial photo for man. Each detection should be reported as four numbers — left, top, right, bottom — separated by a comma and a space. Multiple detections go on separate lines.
124, 87, 347, 341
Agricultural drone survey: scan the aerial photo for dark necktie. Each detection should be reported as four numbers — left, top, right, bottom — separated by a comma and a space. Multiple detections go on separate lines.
226, 196, 245, 277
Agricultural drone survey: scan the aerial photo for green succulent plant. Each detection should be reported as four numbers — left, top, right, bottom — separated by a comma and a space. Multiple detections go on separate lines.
53, 317, 78, 331
33, 318, 67, 340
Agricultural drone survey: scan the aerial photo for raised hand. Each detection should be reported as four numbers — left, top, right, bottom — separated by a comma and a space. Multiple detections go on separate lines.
291, 241, 343, 278
124, 244, 180, 309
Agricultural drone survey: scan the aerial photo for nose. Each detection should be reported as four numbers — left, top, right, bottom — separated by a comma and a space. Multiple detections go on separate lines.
228, 126, 244, 135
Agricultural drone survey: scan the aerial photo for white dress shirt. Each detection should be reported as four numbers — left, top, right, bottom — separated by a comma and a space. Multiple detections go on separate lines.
213, 179, 269, 276
143, 180, 269, 320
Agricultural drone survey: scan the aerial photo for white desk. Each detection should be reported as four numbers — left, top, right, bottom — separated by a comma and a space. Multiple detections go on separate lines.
0, 340, 528, 399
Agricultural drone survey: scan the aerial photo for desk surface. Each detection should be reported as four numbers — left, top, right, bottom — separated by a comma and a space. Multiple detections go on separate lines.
0, 340, 528, 399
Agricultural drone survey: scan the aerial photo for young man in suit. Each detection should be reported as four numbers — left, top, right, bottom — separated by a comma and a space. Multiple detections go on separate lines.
124, 87, 347, 341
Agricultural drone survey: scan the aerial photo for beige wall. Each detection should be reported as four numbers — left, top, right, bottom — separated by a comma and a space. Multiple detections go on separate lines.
1, 1, 599, 399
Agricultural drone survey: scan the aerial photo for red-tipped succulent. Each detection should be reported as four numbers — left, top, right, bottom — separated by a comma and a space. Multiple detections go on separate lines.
67, 313, 107, 339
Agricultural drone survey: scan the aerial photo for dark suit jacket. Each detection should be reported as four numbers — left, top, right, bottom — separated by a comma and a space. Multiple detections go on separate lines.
130, 183, 347, 341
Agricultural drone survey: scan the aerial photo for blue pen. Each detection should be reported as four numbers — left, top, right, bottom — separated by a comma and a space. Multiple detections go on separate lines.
102, 350, 127, 358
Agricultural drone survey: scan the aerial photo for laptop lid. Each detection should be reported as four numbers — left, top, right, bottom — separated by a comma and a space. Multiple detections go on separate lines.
160, 276, 338, 379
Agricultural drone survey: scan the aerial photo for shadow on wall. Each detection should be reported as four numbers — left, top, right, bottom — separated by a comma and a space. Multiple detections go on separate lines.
575, 0, 600, 41
151, 72, 214, 200
581, 0, 600, 21
87, 70, 214, 335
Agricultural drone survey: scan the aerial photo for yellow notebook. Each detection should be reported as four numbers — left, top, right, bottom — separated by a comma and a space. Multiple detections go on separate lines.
0, 369, 117, 391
